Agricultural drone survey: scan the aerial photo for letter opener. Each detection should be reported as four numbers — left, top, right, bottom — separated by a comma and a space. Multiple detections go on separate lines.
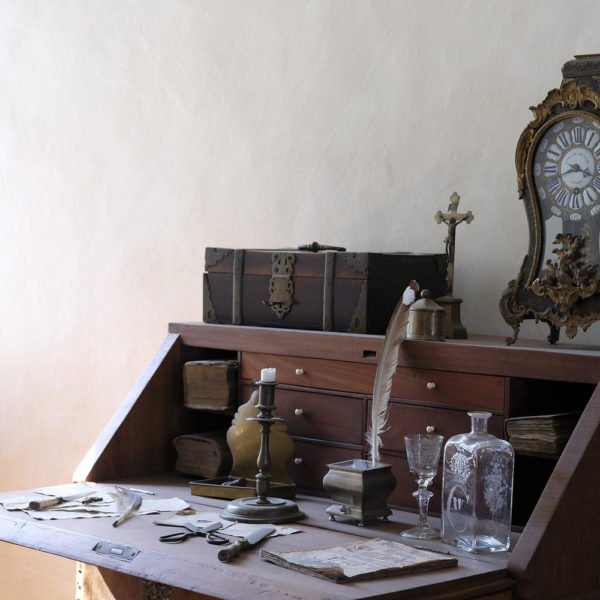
217, 526, 275, 562
28, 491, 95, 510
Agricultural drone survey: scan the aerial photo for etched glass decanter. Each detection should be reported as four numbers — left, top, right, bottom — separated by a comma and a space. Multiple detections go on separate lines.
441, 411, 514, 553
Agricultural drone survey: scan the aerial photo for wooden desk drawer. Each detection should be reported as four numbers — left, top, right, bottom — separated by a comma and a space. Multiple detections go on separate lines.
289, 441, 362, 494
241, 354, 504, 412
240, 384, 364, 444
241, 352, 376, 394
390, 367, 505, 411
274, 389, 364, 444
379, 403, 505, 453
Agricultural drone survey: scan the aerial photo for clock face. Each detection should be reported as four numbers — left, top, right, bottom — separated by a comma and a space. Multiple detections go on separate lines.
533, 113, 600, 221
531, 112, 600, 277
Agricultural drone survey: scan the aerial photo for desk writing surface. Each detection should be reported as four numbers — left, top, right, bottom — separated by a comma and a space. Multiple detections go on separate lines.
0, 476, 512, 600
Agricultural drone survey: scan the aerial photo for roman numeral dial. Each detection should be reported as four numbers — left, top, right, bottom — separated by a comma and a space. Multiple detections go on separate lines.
533, 115, 600, 220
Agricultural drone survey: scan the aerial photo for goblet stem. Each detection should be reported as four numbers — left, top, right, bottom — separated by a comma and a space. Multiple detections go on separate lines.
414, 486, 433, 529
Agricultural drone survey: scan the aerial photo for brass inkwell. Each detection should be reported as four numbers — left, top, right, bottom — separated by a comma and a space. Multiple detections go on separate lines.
323, 459, 396, 526
322, 284, 445, 525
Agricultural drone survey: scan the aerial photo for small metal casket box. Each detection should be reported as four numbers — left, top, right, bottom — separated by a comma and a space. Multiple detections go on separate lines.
203, 247, 447, 334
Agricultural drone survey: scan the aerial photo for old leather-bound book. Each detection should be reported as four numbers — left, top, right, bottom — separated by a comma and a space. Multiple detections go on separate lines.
183, 360, 238, 411
173, 432, 232, 478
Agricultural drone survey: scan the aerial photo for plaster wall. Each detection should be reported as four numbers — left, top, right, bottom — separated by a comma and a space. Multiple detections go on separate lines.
2, 1, 600, 597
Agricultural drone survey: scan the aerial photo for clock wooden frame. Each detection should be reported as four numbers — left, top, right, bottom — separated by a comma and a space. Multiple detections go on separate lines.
500, 64, 600, 345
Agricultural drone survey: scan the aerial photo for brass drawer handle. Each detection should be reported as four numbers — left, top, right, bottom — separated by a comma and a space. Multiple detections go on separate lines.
295, 368, 305, 376
426, 425, 435, 433
426, 382, 437, 390
294, 408, 304, 416
294, 457, 303, 465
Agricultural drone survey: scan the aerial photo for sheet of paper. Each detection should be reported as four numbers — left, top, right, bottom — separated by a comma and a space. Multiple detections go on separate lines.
154, 511, 224, 528
221, 521, 300, 538
154, 511, 300, 537
1, 483, 190, 521
22, 507, 119, 520
34, 482, 97, 497
2, 497, 42, 511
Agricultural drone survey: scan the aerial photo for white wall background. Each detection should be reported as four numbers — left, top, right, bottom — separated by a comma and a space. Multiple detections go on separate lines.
2, 1, 600, 597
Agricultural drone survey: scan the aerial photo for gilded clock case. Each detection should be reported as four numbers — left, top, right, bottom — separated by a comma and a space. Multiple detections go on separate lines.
500, 58, 600, 344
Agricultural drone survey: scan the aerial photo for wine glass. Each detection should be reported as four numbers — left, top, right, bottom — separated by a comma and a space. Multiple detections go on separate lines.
401, 433, 444, 539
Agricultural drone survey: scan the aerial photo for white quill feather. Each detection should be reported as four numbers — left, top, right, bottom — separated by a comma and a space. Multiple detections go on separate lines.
111, 485, 142, 527
365, 280, 419, 466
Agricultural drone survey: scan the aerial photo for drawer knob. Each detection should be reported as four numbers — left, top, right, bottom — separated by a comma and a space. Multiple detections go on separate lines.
295, 368, 305, 376
426, 382, 437, 390
294, 457, 303, 465
294, 408, 304, 416
426, 425, 435, 433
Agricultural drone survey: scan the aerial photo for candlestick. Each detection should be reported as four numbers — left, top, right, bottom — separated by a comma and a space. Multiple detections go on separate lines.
220, 369, 304, 524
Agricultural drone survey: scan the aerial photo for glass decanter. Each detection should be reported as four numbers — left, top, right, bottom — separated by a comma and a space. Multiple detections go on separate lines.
441, 411, 514, 553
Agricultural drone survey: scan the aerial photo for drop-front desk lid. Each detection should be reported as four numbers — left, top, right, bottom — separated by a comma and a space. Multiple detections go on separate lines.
0, 475, 514, 600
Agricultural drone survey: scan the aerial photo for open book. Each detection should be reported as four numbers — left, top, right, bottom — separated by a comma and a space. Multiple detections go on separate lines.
260, 538, 457, 583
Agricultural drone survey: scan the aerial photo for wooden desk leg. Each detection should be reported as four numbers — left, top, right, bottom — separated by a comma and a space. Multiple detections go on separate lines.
76, 563, 218, 600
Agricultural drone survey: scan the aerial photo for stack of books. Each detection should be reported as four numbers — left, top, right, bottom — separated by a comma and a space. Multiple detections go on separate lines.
505, 412, 581, 457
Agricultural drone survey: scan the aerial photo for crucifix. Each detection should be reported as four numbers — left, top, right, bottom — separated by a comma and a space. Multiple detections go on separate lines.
434, 192, 474, 338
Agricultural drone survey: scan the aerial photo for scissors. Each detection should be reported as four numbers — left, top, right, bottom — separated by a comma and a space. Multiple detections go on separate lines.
159, 521, 229, 545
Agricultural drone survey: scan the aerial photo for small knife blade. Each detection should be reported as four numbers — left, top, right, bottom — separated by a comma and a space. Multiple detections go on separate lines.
28, 491, 94, 511
217, 526, 275, 563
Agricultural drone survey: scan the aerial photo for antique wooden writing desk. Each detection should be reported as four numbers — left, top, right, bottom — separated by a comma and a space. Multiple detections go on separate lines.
1, 323, 600, 599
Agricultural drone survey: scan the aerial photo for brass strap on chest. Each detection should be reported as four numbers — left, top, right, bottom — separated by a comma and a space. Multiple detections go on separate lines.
322, 251, 336, 331
265, 251, 337, 329
232, 249, 245, 325
268, 252, 296, 319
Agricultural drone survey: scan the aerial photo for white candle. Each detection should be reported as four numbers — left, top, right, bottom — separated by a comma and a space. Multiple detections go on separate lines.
261, 367, 277, 382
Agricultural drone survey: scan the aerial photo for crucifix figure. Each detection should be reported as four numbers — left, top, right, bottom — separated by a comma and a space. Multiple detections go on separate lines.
434, 192, 474, 339
435, 192, 474, 296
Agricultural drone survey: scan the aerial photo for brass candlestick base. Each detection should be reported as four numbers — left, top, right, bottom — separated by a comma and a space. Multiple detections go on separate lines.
220, 496, 305, 524
220, 377, 304, 524
436, 295, 468, 339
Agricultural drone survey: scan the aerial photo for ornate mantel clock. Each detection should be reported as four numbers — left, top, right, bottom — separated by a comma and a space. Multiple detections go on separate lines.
500, 55, 600, 344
